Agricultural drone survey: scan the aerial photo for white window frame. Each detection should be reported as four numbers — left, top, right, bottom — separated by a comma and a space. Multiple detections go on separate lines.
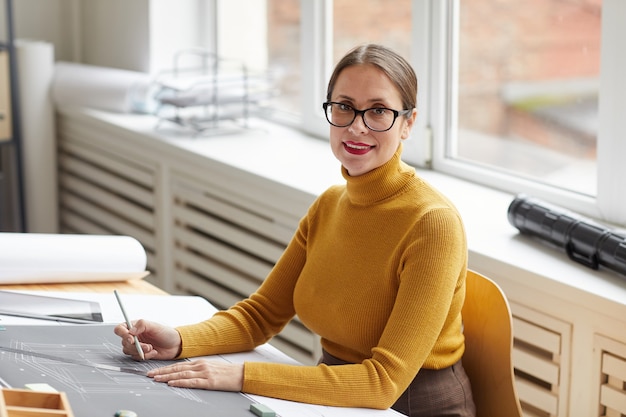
205, 0, 626, 227
427, 0, 626, 226
299, 0, 332, 137
298, 0, 434, 168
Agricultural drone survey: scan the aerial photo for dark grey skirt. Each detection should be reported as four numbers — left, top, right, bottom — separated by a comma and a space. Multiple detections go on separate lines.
319, 350, 476, 417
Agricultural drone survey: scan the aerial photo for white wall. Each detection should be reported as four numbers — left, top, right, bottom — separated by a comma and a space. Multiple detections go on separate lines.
11, 0, 78, 62
7, 0, 210, 73
79, 0, 151, 71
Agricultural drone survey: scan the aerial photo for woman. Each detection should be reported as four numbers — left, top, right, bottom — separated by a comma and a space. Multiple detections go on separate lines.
115, 44, 475, 417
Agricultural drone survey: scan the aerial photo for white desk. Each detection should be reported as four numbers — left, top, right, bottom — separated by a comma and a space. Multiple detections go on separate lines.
0, 288, 403, 417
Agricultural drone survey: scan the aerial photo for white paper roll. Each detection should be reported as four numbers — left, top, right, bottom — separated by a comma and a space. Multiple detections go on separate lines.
52, 61, 154, 113
15, 40, 58, 233
0, 233, 148, 284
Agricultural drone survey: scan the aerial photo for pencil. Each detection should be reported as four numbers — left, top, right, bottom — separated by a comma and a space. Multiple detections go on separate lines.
113, 290, 145, 360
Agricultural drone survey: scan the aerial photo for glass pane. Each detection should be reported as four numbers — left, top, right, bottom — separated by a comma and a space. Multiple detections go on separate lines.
333, 0, 411, 64
453, 0, 601, 196
266, 0, 301, 118
217, 0, 300, 120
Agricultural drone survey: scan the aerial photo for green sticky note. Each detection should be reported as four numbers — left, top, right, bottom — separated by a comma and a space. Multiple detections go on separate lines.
24, 383, 58, 393
250, 403, 276, 417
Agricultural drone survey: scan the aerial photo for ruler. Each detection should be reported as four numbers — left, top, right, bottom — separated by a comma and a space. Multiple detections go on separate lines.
0, 345, 147, 376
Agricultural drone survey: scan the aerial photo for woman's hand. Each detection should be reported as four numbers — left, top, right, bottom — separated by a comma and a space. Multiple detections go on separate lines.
148, 360, 244, 392
114, 319, 182, 361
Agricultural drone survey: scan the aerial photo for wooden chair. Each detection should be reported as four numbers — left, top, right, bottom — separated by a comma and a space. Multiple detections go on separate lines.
461, 269, 523, 417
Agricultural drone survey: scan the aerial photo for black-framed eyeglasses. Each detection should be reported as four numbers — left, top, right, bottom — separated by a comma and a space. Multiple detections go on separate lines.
322, 102, 412, 132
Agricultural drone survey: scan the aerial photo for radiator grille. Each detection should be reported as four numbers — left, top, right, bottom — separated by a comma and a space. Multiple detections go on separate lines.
56, 113, 160, 284
511, 303, 571, 417
171, 172, 320, 364
595, 335, 626, 417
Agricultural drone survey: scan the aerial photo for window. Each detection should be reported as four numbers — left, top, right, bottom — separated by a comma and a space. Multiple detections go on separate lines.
454, 0, 601, 197
211, 0, 626, 226
429, 0, 626, 225
215, 0, 415, 134
332, 0, 411, 63
266, 0, 301, 118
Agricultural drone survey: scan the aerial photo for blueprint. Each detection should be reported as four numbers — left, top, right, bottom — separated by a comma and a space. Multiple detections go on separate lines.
0, 324, 254, 417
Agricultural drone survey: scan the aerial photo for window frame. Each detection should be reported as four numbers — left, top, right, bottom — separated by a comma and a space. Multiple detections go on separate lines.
298, 0, 434, 167
208, 0, 626, 227
426, 0, 626, 226
299, 0, 332, 137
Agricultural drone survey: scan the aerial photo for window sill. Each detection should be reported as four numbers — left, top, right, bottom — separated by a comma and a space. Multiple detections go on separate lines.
71, 107, 626, 316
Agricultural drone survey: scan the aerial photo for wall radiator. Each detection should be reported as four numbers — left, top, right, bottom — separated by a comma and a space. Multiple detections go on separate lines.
56, 111, 321, 365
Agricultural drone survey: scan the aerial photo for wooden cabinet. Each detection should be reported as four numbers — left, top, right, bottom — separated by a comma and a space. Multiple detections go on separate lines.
593, 335, 626, 417
479, 264, 626, 417
511, 303, 572, 416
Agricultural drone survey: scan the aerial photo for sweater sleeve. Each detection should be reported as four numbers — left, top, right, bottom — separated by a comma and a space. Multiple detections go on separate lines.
241, 208, 467, 409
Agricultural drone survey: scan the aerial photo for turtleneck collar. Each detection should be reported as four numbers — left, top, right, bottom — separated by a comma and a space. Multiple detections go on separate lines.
341, 144, 417, 205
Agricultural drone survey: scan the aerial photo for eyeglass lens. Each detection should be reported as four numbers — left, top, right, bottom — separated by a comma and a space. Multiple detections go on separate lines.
325, 103, 396, 131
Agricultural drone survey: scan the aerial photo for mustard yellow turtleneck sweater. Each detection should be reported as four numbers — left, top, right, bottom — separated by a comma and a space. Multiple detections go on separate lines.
176, 146, 468, 410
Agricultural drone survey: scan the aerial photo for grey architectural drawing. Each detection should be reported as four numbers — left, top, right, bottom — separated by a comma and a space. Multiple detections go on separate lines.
0, 324, 254, 417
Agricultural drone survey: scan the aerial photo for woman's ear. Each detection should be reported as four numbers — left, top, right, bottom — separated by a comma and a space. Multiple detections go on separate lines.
401, 108, 418, 140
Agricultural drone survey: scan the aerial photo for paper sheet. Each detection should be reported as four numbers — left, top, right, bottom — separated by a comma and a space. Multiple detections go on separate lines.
0, 233, 148, 283
52, 61, 154, 113
0, 291, 214, 326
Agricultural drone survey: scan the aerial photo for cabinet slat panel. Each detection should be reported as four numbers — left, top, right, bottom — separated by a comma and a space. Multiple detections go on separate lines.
511, 302, 570, 417
513, 347, 560, 386
60, 153, 154, 206
602, 353, 626, 381
270, 337, 319, 367
60, 191, 155, 248
174, 227, 272, 281
174, 247, 261, 297
61, 174, 155, 230
276, 320, 318, 352
175, 181, 295, 245
513, 316, 561, 354
176, 270, 243, 311
596, 341, 626, 417
515, 377, 558, 415
60, 138, 155, 188
60, 210, 114, 236
172, 202, 284, 262
600, 385, 626, 415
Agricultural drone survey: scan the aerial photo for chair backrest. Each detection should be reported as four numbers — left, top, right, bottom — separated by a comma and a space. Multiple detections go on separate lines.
461, 269, 523, 417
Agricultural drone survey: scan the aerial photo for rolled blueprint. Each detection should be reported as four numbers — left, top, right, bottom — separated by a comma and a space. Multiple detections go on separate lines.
508, 194, 626, 278
51, 61, 155, 113
0, 233, 148, 283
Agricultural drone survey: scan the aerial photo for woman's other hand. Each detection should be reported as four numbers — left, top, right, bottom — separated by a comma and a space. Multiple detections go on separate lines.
148, 360, 244, 392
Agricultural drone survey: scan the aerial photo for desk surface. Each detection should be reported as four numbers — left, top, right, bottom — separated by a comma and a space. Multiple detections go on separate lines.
0, 278, 403, 417
0, 278, 166, 294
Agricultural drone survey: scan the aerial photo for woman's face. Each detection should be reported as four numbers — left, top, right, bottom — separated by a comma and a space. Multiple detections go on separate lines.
329, 64, 416, 176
